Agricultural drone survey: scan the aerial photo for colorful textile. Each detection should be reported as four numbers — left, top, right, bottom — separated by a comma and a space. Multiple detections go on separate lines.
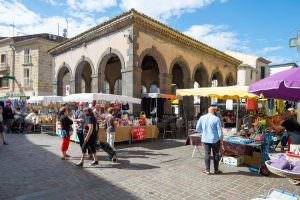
246, 98, 258, 110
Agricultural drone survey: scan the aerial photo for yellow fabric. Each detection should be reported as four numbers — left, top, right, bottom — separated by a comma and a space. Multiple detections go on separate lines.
171, 99, 179, 105
176, 86, 258, 100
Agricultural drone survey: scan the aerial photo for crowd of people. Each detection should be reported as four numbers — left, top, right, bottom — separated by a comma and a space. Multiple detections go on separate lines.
57, 102, 121, 167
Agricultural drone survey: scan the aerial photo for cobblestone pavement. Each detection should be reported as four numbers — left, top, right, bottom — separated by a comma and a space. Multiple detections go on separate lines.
0, 134, 299, 200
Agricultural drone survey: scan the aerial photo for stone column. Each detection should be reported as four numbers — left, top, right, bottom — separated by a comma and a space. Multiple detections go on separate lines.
52, 80, 57, 95
182, 80, 195, 120
91, 74, 98, 93
98, 73, 105, 93
121, 67, 142, 114
70, 79, 75, 94
159, 73, 172, 94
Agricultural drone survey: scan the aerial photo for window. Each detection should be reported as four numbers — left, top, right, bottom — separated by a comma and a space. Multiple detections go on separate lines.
0, 78, 9, 88
24, 48, 31, 64
250, 70, 253, 80
1, 54, 6, 64
260, 66, 265, 79
24, 68, 31, 87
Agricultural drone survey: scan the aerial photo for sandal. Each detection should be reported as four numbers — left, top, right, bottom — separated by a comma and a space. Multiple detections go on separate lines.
202, 169, 210, 175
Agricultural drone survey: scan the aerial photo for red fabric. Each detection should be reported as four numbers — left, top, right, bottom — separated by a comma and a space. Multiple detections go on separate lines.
246, 98, 258, 110
61, 136, 70, 152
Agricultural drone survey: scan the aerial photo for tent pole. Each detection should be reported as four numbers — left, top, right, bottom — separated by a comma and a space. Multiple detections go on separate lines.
236, 98, 240, 133
156, 98, 158, 122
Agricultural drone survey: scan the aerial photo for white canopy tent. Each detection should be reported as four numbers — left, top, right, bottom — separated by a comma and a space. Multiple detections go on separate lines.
27, 96, 63, 104
62, 93, 141, 104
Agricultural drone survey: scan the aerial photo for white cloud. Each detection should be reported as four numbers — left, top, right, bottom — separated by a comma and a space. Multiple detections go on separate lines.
0, 0, 109, 37
0, 0, 40, 26
120, 0, 215, 21
67, 0, 117, 12
43, 0, 64, 6
257, 46, 283, 54
184, 24, 243, 51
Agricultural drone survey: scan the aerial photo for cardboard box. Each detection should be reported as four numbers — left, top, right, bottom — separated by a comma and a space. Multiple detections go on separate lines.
222, 156, 243, 166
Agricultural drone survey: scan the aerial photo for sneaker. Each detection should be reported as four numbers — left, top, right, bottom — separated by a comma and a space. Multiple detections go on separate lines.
202, 169, 210, 175
90, 161, 99, 166
76, 162, 84, 167
214, 170, 223, 175
3, 142, 8, 145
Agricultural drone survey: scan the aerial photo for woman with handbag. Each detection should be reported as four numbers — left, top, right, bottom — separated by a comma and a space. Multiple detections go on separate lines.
58, 107, 73, 160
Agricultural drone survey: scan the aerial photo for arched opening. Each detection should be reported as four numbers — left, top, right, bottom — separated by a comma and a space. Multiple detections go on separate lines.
99, 53, 122, 94
225, 73, 235, 86
193, 66, 209, 116
57, 66, 71, 96
141, 55, 160, 93
211, 71, 223, 87
75, 61, 92, 93
171, 62, 189, 94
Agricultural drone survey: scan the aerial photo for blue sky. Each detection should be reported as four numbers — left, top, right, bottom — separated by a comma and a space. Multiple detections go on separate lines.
0, 0, 299, 64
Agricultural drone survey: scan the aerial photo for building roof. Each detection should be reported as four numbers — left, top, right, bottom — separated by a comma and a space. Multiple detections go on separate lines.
225, 50, 271, 68
49, 9, 241, 65
269, 62, 299, 68
0, 33, 65, 45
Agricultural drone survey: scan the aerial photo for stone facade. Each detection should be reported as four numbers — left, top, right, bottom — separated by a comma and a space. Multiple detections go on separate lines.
50, 9, 241, 115
0, 34, 64, 97
225, 50, 270, 86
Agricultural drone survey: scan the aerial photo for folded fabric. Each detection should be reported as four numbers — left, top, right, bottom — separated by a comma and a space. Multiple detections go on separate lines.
270, 160, 289, 170
290, 166, 300, 173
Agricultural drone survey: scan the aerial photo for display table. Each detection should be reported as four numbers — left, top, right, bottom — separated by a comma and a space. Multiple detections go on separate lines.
41, 124, 56, 135
98, 125, 159, 143
186, 134, 262, 158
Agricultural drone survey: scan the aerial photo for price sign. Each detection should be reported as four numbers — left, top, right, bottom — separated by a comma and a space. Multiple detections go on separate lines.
131, 126, 146, 141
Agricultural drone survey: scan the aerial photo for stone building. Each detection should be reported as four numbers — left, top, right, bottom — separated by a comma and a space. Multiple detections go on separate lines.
0, 34, 64, 98
225, 50, 271, 86
50, 9, 241, 114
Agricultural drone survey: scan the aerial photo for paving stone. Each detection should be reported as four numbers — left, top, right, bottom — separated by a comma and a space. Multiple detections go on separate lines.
0, 134, 299, 200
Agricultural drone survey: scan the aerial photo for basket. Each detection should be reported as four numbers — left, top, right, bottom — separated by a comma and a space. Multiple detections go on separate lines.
265, 161, 300, 184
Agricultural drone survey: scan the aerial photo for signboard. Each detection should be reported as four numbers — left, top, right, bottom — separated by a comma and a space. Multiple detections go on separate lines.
66, 85, 70, 96
131, 126, 146, 141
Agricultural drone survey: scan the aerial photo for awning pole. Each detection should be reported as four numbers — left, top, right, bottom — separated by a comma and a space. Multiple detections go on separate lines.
236, 98, 240, 133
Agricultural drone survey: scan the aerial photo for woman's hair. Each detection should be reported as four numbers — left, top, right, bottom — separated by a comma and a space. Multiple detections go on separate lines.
107, 107, 114, 114
83, 107, 93, 116
59, 107, 67, 116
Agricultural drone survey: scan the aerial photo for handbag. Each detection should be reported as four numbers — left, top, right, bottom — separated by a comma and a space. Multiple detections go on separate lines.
56, 120, 68, 138
56, 129, 68, 138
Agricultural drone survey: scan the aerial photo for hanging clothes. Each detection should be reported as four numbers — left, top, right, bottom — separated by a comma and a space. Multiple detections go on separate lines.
246, 98, 258, 110
226, 99, 233, 110
122, 103, 129, 110
277, 100, 285, 113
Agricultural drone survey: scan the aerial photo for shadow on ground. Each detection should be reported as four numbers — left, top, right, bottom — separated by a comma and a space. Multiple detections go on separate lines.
0, 134, 139, 200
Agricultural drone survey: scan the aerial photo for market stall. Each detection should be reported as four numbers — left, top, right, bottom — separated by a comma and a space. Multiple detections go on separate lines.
27, 96, 63, 134
249, 68, 300, 184
64, 93, 159, 143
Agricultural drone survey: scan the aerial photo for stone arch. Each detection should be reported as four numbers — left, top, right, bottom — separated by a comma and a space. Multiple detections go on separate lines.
138, 47, 167, 74
225, 73, 235, 86
74, 56, 94, 93
97, 48, 124, 94
55, 62, 73, 81
192, 63, 209, 87
74, 56, 95, 75
97, 48, 125, 75
210, 68, 224, 86
169, 56, 191, 94
56, 63, 72, 96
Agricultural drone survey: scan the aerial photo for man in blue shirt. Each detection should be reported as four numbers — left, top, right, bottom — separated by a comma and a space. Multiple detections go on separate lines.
196, 106, 224, 175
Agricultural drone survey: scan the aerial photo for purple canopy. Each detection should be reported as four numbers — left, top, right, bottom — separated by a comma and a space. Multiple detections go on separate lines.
248, 68, 300, 102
